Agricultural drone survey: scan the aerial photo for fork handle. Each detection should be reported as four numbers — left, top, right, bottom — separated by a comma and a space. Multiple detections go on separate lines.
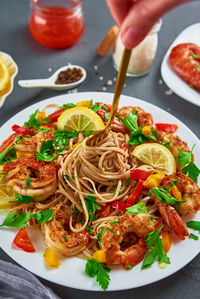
107, 48, 132, 128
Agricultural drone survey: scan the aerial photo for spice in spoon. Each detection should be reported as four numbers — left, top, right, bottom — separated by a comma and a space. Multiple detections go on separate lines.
55, 67, 83, 84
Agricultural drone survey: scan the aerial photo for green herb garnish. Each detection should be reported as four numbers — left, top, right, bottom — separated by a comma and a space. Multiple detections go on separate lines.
126, 201, 149, 215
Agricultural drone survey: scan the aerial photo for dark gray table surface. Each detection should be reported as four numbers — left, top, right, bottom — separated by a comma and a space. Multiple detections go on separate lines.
0, 0, 200, 298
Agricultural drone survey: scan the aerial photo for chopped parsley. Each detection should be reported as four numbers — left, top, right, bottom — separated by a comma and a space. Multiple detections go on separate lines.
151, 187, 185, 205
97, 227, 106, 244
60, 103, 76, 109
9, 192, 34, 204
85, 258, 110, 290
163, 141, 170, 149
85, 195, 101, 221
24, 109, 41, 130
186, 220, 200, 231
126, 201, 149, 215
64, 235, 68, 242
128, 265, 133, 270
128, 128, 157, 145
189, 233, 198, 240
63, 174, 70, 182
124, 178, 130, 187
122, 110, 138, 131
0, 146, 16, 164
177, 146, 200, 182
26, 176, 31, 188
0, 209, 54, 228
104, 112, 109, 122
141, 225, 170, 269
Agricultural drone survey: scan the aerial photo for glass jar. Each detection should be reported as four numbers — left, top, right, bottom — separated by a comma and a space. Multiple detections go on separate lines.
29, 0, 84, 49
112, 20, 162, 77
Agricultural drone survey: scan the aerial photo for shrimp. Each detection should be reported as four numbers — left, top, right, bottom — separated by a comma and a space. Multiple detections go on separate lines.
97, 108, 127, 133
43, 204, 89, 256
15, 126, 55, 154
154, 197, 189, 240
3, 156, 57, 201
161, 173, 200, 216
118, 106, 154, 128
0, 133, 18, 153
157, 131, 191, 167
101, 213, 156, 269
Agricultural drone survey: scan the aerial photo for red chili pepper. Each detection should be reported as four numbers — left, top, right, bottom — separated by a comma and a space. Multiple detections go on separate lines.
56, 165, 61, 174
110, 201, 131, 212
130, 169, 150, 181
103, 104, 111, 112
12, 125, 31, 136
155, 123, 178, 133
13, 228, 36, 253
48, 108, 65, 123
126, 179, 144, 205
97, 204, 111, 217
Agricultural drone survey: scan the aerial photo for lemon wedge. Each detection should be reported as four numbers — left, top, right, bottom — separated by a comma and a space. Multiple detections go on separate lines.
57, 106, 105, 132
0, 174, 15, 209
76, 100, 92, 107
132, 143, 176, 174
0, 56, 10, 92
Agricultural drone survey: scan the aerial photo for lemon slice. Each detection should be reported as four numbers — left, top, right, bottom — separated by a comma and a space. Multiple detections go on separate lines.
57, 106, 105, 131
0, 175, 15, 209
0, 56, 10, 92
76, 100, 92, 107
132, 143, 176, 174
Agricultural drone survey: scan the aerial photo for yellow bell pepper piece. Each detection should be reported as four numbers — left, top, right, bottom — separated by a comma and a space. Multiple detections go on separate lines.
44, 248, 60, 268
76, 100, 92, 108
142, 126, 152, 136
143, 172, 164, 189
37, 111, 46, 120
171, 185, 182, 201
161, 232, 171, 253
92, 250, 106, 263
16, 151, 34, 158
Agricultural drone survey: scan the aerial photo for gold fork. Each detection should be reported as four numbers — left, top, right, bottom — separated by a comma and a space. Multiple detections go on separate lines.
87, 48, 132, 146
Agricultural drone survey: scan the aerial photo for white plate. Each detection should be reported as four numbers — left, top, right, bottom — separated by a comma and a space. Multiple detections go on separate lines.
161, 23, 200, 107
0, 92, 200, 291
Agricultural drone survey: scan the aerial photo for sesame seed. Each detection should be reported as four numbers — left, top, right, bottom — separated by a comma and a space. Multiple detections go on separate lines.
99, 76, 104, 80
94, 65, 98, 70
107, 80, 113, 85
165, 89, 173, 95
158, 79, 163, 85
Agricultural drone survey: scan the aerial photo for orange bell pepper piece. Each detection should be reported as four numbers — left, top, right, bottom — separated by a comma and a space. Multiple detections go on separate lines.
161, 232, 171, 253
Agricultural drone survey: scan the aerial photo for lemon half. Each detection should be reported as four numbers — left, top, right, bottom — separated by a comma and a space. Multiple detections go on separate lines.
57, 106, 105, 132
0, 56, 10, 92
132, 143, 176, 174
0, 174, 15, 209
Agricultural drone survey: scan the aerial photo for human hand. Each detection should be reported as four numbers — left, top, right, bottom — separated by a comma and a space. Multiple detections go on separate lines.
106, 0, 190, 49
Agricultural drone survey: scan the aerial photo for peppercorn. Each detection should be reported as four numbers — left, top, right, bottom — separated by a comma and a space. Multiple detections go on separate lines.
55, 67, 83, 84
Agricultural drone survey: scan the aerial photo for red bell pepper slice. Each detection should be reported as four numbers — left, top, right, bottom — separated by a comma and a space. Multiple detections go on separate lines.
110, 201, 131, 212
155, 123, 178, 133
130, 169, 150, 181
13, 228, 36, 253
12, 125, 31, 136
118, 144, 128, 157
48, 108, 65, 123
97, 204, 111, 217
126, 179, 144, 205
102, 104, 111, 112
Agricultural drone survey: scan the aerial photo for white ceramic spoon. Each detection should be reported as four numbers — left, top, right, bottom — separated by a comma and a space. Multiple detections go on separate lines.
18, 64, 87, 91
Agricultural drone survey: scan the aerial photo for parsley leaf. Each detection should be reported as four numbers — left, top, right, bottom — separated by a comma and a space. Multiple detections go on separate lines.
128, 129, 157, 145
9, 192, 34, 204
126, 201, 149, 215
141, 225, 170, 269
122, 111, 138, 131
26, 176, 31, 188
186, 220, 200, 231
177, 151, 193, 166
0, 146, 16, 164
151, 187, 184, 205
85, 258, 110, 290
24, 109, 41, 130
83, 131, 94, 137
35, 140, 54, 162
124, 178, 130, 187
146, 225, 163, 249
85, 195, 101, 221
104, 113, 109, 122
89, 104, 101, 112
33, 209, 54, 227
97, 227, 106, 244
60, 103, 76, 109
182, 162, 200, 183
37, 128, 50, 133
163, 141, 170, 149
189, 233, 199, 240
0, 211, 33, 228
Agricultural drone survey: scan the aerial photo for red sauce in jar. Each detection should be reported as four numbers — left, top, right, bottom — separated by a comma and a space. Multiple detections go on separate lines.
29, 0, 84, 49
